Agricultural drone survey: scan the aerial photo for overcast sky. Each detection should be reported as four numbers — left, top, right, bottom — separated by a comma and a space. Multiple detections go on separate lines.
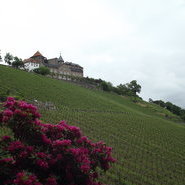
0, 0, 185, 107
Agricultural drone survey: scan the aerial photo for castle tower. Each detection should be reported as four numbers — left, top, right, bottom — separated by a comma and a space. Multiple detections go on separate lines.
58, 52, 64, 63
30, 51, 46, 63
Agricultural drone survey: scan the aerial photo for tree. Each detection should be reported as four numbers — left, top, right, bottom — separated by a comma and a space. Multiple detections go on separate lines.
116, 81, 142, 97
153, 100, 185, 120
100, 81, 113, 91
165, 101, 174, 112
117, 84, 132, 95
126, 80, 141, 96
153, 100, 166, 108
4, 53, 13, 65
12, 56, 24, 69
33, 66, 50, 75
165, 101, 182, 116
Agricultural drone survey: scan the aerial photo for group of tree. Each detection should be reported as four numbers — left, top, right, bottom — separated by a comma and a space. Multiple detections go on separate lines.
4, 53, 24, 69
150, 99, 185, 121
68, 75, 142, 98
99, 80, 141, 97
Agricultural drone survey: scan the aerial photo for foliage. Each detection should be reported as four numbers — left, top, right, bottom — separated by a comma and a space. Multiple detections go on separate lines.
61, 75, 141, 97
4, 53, 13, 65
153, 100, 166, 108
152, 99, 185, 121
33, 67, 50, 76
12, 56, 24, 69
116, 80, 141, 97
0, 97, 116, 185
116, 84, 133, 96
126, 80, 141, 95
4, 53, 24, 69
100, 81, 113, 92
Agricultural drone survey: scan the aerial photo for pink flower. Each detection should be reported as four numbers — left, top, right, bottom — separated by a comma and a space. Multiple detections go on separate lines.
69, 126, 82, 138
3, 109, 13, 117
14, 109, 22, 115
7, 141, 24, 152
4, 97, 15, 108
0, 158, 14, 164
13, 171, 42, 185
36, 152, 48, 158
4, 101, 14, 107
7, 97, 15, 101
45, 177, 58, 185
34, 119, 42, 126
1, 135, 11, 141
36, 159, 49, 169
26, 146, 34, 153
34, 112, 41, 118
27, 104, 37, 111
41, 134, 52, 145
53, 139, 71, 147
2, 116, 10, 122
81, 164, 90, 173
19, 151, 28, 158
59, 120, 70, 129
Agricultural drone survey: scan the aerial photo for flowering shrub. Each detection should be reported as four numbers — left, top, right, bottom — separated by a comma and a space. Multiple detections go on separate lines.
0, 97, 116, 185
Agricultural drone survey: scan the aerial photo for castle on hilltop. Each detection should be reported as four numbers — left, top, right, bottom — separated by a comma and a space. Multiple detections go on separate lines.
24, 51, 83, 77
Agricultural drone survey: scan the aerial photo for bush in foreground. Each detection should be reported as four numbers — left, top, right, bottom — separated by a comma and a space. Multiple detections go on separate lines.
0, 97, 116, 185
33, 67, 50, 75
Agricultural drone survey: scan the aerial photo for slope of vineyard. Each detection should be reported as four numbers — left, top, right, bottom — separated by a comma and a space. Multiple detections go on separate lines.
0, 65, 185, 185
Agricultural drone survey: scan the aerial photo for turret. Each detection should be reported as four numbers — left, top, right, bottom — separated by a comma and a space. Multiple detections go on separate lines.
58, 52, 64, 63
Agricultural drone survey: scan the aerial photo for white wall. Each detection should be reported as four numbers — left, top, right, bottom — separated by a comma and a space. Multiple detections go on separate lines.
24, 62, 40, 71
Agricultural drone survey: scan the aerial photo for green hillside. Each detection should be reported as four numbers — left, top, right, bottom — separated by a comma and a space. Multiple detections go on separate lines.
0, 64, 185, 185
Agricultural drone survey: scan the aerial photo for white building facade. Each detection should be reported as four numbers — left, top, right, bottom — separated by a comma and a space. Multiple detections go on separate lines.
24, 62, 40, 71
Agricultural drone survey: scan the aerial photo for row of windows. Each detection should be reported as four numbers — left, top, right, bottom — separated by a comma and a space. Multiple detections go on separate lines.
30, 63, 39, 67
50, 69, 83, 76
51, 69, 70, 75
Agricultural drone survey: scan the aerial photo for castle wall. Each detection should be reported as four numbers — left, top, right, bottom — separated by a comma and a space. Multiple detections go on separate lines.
48, 58, 60, 65
49, 64, 83, 77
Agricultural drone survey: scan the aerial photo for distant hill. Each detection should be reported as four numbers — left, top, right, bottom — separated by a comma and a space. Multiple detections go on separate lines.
0, 64, 185, 185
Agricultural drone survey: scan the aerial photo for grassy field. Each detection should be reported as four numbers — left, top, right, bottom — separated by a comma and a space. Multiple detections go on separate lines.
0, 65, 185, 185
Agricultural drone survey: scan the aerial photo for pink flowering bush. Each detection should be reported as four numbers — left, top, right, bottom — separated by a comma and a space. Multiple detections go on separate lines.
0, 97, 116, 185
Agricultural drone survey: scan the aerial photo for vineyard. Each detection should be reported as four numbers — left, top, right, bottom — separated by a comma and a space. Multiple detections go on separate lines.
0, 65, 185, 185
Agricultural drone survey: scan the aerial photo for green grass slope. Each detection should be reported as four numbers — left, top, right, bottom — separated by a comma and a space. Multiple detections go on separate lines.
0, 65, 185, 185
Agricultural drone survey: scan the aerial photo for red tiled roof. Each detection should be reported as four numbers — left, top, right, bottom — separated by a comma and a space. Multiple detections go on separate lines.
23, 58, 41, 63
31, 51, 43, 58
